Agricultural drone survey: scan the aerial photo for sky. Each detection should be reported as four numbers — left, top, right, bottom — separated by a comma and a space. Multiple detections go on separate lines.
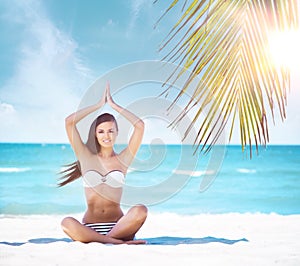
0, 0, 299, 145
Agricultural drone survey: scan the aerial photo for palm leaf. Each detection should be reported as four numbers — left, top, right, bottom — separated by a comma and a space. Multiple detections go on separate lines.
158, 0, 299, 156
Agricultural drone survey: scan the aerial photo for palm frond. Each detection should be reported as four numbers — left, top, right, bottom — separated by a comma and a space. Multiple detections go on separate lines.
159, 0, 299, 156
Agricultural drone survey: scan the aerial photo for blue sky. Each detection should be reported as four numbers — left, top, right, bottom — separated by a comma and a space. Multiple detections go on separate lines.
0, 0, 299, 145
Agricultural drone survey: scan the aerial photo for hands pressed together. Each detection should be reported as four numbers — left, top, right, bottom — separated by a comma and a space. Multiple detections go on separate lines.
98, 81, 115, 107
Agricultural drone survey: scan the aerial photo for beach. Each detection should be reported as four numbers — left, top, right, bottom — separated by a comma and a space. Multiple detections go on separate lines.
1, 212, 299, 266
1, 0, 300, 264
1, 144, 299, 265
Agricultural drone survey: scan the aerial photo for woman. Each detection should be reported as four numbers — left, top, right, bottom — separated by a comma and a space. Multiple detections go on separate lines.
59, 81, 147, 244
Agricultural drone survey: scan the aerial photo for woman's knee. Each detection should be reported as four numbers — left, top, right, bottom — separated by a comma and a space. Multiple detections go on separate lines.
61, 216, 77, 233
130, 204, 148, 222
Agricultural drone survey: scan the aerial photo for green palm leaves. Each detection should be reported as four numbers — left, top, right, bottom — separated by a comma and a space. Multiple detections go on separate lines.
159, 0, 299, 156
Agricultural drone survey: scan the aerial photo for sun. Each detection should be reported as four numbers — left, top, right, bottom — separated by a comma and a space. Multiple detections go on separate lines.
268, 30, 300, 70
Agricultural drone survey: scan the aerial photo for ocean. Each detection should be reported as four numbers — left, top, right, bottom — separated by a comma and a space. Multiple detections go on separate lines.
0, 143, 299, 215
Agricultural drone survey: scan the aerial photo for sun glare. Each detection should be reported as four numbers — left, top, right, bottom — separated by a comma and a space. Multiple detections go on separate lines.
268, 30, 300, 70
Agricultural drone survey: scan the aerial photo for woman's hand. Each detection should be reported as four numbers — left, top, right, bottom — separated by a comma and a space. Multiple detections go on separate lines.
125, 239, 147, 245
106, 80, 115, 107
96, 82, 107, 108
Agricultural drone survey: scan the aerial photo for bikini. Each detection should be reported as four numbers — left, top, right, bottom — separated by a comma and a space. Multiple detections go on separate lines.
82, 170, 125, 188
82, 169, 125, 235
84, 222, 117, 235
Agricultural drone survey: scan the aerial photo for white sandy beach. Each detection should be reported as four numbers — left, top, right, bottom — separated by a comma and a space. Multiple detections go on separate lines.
0, 212, 299, 266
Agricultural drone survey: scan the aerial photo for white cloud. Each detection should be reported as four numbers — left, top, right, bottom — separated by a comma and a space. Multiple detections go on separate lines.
143, 117, 181, 144
0, 101, 19, 142
0, 102, 15, 115
127, 0, 150, 37
0, 0, 95, 143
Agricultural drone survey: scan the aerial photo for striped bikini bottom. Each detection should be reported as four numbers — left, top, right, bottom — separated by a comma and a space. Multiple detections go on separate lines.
84, 222, 117, 235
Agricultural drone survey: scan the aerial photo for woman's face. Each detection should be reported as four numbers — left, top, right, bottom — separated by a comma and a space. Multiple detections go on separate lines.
95, 121, 118, 148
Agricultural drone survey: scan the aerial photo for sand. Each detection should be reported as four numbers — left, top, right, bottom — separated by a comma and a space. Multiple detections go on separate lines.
1, 212, 299, 266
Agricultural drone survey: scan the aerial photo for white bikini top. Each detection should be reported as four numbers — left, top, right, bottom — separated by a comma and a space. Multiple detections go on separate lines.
82, 170, 125, 188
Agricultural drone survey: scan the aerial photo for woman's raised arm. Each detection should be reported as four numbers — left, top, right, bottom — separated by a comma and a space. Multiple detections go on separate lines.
65, 86, 106, 158
106, 81, 144, 167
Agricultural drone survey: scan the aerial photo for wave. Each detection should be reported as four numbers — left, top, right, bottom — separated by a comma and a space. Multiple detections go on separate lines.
0, 167, 31, 173
172, 169, 216, 177
236, 168, 256, 174
0, 202, 84, 215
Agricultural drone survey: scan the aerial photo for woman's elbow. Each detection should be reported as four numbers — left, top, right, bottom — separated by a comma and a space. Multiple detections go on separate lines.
65, 115, 75, 127
135, 119, 145, 131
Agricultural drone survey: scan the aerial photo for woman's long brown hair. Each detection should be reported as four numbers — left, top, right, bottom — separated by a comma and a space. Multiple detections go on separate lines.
58, 113, 118, 187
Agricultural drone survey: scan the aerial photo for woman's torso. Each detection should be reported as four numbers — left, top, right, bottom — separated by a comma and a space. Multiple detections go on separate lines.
79, 152, 126, 223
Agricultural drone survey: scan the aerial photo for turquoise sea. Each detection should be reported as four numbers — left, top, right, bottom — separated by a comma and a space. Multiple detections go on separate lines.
0, 143, 299, 215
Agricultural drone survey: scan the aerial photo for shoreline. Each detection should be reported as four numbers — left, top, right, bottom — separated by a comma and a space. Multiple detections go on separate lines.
1, 212, 299, 265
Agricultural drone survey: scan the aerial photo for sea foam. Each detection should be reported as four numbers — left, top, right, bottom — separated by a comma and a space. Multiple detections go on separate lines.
0, 167, 31, 173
